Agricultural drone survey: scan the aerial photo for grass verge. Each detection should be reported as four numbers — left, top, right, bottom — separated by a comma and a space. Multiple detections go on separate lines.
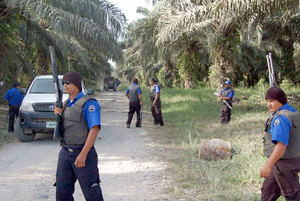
0, 106, 17, 147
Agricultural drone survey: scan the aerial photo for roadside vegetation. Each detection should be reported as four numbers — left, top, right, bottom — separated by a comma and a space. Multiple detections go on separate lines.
0, 107, 16, 147
139, 83, 300, 201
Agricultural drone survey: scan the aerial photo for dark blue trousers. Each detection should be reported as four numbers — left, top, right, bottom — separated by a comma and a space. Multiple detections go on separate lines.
56, 146, 103, 201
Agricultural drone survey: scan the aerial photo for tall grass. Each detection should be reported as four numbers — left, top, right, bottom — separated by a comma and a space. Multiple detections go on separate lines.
141, 85, 299, 201
0, 110, 16, 147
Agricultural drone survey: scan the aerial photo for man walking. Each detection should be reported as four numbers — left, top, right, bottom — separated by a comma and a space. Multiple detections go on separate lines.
260, 87, 300, 201
126, 78, 143, 128
149, 78, 164, 126
53, 71, 103, 201
218, 80, 234, 124
4, 81, 24, 133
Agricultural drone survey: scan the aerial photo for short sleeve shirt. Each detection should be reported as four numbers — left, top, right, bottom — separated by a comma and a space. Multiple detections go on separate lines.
154, 84, 160, 94
67, 91, 101, 130
270, 103, 295, 146
220, 87, 234, 99
4, 87, 24, 106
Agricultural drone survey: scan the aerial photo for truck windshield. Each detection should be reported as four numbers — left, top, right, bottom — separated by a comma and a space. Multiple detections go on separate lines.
29, 78, 65, 94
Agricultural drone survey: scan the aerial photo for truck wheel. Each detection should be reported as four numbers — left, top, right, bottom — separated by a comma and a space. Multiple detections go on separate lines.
15, 117, 36, 142
113, 87, 117, 92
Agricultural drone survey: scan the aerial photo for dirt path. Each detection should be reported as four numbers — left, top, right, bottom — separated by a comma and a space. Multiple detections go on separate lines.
0, 91, 170, 201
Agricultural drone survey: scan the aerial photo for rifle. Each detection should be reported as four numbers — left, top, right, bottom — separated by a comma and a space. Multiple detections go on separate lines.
49, 46, 64, 142
214, 92, 232, 110
266, 53, 278, 87
140, 106, 143, 125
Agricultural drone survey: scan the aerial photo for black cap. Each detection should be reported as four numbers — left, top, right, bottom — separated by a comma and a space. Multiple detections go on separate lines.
265, 87, 287, 105
13, 82, 20, 87
62, 71, 82, 91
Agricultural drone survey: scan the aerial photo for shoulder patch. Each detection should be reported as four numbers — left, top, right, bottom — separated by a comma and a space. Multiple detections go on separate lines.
88, 105, 96, 112
274, 119, 280, 126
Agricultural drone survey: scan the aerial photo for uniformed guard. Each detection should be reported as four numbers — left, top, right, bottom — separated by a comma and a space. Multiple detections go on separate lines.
149, 78, 164, 126
4, 81, 24, 133
54, 71, 103, 201
126, 78, 143, 128
218, 80, 234, 124
260, 87, 300, 201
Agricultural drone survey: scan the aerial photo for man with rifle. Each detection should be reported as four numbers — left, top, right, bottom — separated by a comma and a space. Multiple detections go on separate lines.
53, 71, 103, 201
261, 87, 300, 201
218, 80, 234, 124
260, 53, 300, 200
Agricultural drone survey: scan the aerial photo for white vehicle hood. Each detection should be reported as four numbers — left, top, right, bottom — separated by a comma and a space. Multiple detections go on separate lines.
22, 93, 69, 104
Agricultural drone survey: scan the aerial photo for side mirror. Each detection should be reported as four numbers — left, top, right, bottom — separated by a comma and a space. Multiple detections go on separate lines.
20, 88, 27, 94
86, 89, 94, 95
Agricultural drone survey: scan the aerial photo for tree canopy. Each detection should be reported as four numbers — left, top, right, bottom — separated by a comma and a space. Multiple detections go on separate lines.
117, 0, 300, 88
0, 0, 127, 91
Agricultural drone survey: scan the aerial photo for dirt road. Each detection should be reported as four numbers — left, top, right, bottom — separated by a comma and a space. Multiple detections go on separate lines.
0, 91, 170, 201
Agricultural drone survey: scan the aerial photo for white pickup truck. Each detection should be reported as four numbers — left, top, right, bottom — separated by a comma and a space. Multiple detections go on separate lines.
16, 75, 94, 142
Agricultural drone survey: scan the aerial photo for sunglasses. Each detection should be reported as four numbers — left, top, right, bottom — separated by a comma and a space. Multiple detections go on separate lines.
62, 80, 72, 85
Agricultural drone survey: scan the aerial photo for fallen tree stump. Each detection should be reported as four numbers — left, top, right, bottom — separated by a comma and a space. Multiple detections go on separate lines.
199, 139, 232, 160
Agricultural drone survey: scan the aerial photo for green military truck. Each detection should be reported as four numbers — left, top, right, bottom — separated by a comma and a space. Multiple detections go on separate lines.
103, 77, 121, 91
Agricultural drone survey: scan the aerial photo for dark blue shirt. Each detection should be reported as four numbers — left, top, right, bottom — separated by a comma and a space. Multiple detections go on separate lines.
270, 103, 295, 146
67, 91, 101, 130
4, 87, 24, 106
220, 87, 234, 99
126, 83, 142, 94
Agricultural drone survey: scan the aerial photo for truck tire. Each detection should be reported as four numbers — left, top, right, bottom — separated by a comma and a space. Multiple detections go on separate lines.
15, 117, 36, 142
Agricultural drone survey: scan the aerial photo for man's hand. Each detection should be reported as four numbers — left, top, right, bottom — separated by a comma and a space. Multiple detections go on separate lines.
260, 164, 272, 178
152, 100, 156, 106
54, 104, 63, 115
75, 153, 87, 168
260, 142, 287, 178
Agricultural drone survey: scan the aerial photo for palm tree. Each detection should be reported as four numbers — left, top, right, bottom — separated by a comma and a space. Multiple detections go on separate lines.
116, 6, 163, 85
156, 0, 299, 86
1, 0, 127, 82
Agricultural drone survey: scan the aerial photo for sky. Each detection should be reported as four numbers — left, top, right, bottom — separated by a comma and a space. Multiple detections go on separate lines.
108, 0, 153, 23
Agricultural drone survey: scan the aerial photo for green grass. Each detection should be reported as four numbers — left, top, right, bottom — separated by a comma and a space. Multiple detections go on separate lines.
0, 109, 17, 147
139, 85, 299, 201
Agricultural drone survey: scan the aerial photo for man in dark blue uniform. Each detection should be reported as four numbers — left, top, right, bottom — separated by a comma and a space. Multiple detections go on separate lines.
261, 87, 300, 201
4, 81, 24, 133
149, 78, 164, 126
219, 80, 234, 124
54, 71, 103, 201
126, 78, 143, 128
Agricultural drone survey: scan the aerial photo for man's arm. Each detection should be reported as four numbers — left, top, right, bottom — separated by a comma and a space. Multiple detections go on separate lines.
138, 94, 143, 106
219, 90, 233, 101
152, 92, 160, 106
75, 125, 100, 168
260, 141, 287, 178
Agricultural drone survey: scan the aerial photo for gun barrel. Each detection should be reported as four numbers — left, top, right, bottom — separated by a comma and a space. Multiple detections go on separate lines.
49, 46, 64, 142
266, 53, 277, 87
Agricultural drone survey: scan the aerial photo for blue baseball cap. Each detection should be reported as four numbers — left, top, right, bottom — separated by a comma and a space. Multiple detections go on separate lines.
224, 80, 231, 85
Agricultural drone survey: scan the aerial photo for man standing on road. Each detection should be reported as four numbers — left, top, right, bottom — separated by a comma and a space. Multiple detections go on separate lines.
4, 81, 24, 133
218, 80, 234, 124
53, 71, 103, 201
260, 87, 300, 201
149, 78, 164, 126
126, 78, 143, 128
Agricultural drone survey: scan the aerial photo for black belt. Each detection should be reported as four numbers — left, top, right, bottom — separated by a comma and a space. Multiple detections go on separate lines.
63, 147, 82, 153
